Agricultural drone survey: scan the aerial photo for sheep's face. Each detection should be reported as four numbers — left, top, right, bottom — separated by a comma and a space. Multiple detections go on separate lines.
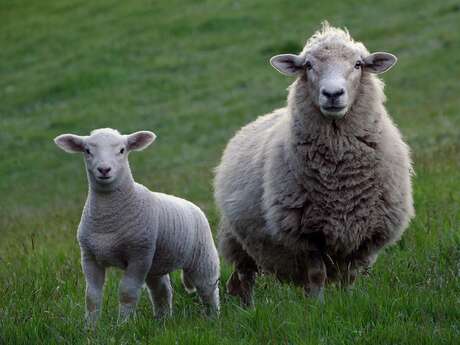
270, 31, 397, 120
303, 46, 364, 119
54, 129, 156, 191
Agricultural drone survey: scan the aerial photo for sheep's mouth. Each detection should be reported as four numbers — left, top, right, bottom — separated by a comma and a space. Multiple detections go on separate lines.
322, 105, 346, 112
320, 105, 347, 119
97, 175, 112, 181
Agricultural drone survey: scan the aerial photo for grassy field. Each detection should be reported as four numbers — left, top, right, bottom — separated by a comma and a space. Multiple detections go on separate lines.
1, 0, 460, 344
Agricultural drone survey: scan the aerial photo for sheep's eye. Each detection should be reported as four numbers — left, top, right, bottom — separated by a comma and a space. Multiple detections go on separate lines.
305, 61, 313, 70
85, 148, 91, 155
119, 148, 125, 154
355, 61, 362, 69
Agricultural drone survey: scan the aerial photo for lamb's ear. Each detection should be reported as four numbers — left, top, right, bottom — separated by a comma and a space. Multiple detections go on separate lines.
363, 52, 397, 74
127, 131, 156, 151
270, 54, 306, 76
54, 134, 85, 153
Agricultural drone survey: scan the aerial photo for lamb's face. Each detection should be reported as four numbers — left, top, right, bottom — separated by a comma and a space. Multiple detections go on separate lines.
270, 25, 397, 120
83, 131, 128, 186
54, 128, 156, 191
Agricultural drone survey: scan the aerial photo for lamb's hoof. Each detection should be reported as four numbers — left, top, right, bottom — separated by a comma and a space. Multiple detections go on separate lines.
84, 312, 99, 331
203, 306, 220, 319
154, 309, 172, 321
117, 311, 135, 325
84, 320, 97, 332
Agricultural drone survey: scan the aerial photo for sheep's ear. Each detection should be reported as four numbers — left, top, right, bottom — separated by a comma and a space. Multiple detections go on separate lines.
270, 54, 306, 76
363, 52, 397, 74
127, 131, 156, 151
54, 134, 85, 153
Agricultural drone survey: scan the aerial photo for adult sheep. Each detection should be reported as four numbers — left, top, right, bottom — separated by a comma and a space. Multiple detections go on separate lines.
214, 22, 414, 306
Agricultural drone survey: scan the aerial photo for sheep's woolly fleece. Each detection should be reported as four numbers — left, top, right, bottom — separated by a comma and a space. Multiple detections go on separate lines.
214, 23, 414, 291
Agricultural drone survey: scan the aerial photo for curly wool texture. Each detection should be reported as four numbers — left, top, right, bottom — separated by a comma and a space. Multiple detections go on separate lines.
214, 26, 414, 285
79, 181, 219, 283
76, 135, 220, 316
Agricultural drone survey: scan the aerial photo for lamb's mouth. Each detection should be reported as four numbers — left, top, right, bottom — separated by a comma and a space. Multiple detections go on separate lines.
97, 175, 112, 181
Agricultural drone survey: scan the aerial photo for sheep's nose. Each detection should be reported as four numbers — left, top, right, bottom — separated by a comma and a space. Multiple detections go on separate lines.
97, 166, 111, 175
321, 87, 345, 99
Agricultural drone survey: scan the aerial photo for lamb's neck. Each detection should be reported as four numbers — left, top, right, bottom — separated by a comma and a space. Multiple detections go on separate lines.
85, 173, 140, 223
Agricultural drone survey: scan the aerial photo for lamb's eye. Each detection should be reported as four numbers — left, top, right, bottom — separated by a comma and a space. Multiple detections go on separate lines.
305, 61, 313, 70
119, 148, 125, 154
85, 148, 91, 155
355, 61, 362, 69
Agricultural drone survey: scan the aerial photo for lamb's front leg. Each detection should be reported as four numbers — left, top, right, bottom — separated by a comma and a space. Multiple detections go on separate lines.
82, 255, 106, 328
118, 258, 152, 323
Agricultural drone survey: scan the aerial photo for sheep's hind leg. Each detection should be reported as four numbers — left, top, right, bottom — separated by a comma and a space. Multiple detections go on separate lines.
145, 273, 173, 320
304, 251, 326, 303
340, 264, 358, 290
221, 236, 258, 307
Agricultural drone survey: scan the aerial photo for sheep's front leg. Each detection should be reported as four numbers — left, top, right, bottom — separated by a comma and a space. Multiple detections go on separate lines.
304, 251, 326, 303
82, 255, 106, 328
343, 252, 378, 288
118, 258, 152, 324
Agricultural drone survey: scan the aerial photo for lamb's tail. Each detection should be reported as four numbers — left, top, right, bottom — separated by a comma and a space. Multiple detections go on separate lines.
181, 271, 196, 294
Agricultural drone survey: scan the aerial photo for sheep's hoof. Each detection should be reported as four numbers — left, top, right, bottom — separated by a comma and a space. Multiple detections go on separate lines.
227, 272, 254, 308
227, 272, 242, 295
305, 286, 325, 304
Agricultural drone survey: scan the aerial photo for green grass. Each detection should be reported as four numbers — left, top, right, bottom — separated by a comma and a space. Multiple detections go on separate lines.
1, 0, 460, 344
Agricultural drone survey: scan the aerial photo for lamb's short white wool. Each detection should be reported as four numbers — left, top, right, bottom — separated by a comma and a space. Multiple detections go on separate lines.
214, 22, 414, 306
54, 128, 220, 326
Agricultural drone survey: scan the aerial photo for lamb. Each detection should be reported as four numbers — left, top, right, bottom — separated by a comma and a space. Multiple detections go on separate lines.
54, 128, 220, 326
214, 22, 414, 306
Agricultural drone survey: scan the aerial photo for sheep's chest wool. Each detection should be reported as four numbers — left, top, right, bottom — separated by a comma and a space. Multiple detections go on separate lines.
292, 128, 383, 255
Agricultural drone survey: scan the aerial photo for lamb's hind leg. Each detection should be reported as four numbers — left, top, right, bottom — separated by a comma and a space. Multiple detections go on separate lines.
145, 273, 173, 320
219, 230, 258, 307
305, 251, 326, 303
192, 274, 220, 317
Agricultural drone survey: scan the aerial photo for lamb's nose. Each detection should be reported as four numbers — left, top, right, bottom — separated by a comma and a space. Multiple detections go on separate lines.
321, 88, 345, 99
97, 167, 111, 175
